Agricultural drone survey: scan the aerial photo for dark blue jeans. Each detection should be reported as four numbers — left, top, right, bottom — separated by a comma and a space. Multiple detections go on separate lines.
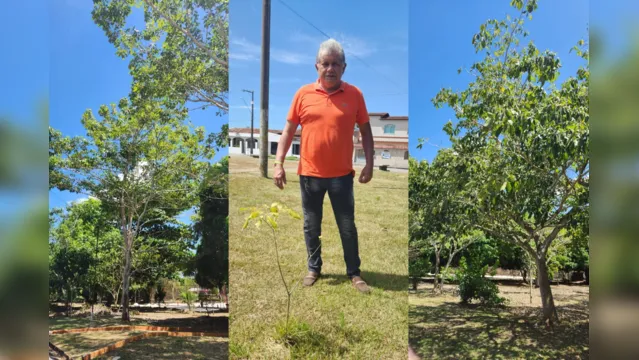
300, 174, 361, 278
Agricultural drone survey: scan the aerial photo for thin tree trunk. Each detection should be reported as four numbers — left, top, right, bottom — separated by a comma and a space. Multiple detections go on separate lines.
529, 265, 533, 304
65, 286, 72, 317
121, 235, 132, 322
441, 254, 455, 290
433, 249, 441, 292
411, 277, 418, 291
536, 256, 559, 325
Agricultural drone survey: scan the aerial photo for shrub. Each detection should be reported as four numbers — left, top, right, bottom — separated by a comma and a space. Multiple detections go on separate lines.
456, 256, 505, 306
180, 291, 197, 311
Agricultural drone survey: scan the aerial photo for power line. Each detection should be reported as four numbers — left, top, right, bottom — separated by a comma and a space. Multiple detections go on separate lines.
276, 0, 405, 92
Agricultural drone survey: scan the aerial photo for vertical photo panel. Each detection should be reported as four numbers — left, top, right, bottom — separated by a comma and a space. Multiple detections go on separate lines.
228, 0, 409, 358
48, 1, 229, 359
408, 0, 589, 359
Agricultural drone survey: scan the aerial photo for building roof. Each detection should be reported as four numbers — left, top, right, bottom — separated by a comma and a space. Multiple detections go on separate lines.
368, 113, 408, 121
229, 127, 302, 136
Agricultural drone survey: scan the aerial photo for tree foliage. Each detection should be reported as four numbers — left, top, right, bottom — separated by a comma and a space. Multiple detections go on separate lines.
192, 156, 229, 302
49, 97, 214, 321
92, 0, 229, 113
428, 0, 589, 324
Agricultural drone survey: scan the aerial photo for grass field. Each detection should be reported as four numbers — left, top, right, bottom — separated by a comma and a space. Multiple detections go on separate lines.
228, 155, 408, 359
409, 283, 589, 359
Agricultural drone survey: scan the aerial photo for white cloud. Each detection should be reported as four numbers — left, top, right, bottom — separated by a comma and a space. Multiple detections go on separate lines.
272, 50, 312, 65
332, 33, 377, 58
67, 196, 98, 206
231, 37, 312, 65
230, 52, 259, 61
290, 32, 377, 59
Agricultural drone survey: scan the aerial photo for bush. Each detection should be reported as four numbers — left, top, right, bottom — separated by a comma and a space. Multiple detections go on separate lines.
456, 256, 505, 306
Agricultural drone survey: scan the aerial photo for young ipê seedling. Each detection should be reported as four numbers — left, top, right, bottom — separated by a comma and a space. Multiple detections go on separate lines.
241, 202, 320, 341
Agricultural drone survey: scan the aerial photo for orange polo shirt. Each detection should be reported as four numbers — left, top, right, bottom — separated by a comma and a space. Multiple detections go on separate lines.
287, 80, 370, 178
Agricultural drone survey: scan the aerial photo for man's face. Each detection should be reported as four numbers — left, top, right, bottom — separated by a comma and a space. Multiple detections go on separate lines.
315, 51, 346, 90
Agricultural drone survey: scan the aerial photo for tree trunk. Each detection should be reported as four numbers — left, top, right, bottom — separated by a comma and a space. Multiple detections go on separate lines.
65, 286, 72, 317
433, 249, 441, 292
120, 238, 132, 322
529, 265, 533, 304
411, 277, 418, 291
441, 255, 455, 291
536, 257, 559, 325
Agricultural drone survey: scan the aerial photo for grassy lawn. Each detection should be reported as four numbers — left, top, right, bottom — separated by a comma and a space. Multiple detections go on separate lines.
409, 283, 589, 359
229, 155, 408, 359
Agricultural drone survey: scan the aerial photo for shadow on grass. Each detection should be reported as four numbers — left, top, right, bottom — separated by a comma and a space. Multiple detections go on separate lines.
102, 336, 228, 360
409, 299, 589, 359
320, 271, 408, 292
147, 316, 228, 334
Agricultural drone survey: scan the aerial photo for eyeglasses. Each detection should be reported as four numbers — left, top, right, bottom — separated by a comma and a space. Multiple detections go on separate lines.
317, 62, 343, 69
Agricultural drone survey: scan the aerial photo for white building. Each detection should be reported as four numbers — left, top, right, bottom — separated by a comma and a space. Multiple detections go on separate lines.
354, 112, 409, 169
228, 128, 301, 158
230, 112, 408, 169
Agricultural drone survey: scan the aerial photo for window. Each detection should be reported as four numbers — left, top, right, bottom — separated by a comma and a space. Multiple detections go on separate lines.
383, 124, 395, 134
381, 150, 391, 159
232, 138, 241, 147
404, 151, 409, 160
292, 144, 300, 155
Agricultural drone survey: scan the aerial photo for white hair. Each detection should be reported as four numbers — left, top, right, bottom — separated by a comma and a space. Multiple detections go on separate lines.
316, 39, 346, 64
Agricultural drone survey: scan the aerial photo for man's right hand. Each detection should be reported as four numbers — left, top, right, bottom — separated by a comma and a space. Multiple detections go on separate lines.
273, 164, 287, 189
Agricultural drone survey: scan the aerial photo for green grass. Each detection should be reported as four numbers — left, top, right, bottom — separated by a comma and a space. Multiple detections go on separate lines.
409, 285, 589, 359
229, 156, 408, 359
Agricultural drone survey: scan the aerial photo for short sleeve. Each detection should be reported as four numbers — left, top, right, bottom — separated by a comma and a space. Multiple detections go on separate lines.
356, 88, 370, 125
286, 88, 304, 125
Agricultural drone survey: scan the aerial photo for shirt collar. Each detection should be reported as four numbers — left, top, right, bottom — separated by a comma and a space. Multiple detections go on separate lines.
315, 79, 346, 93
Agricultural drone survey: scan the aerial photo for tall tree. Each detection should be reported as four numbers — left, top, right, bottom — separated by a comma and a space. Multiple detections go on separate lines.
409, 150, 477, 293
192, 156, 228, 303
91, 0, 229, 113
432, 0, 589, 324
50, 98, 214, 321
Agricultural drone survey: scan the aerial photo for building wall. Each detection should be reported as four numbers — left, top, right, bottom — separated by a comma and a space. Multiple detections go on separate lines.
353, 148, 409, 168
369, 116, 408, 138
228, 131, 300, 157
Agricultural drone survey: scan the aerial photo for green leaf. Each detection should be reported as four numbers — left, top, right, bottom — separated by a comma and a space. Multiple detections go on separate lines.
266, 216, 278, 230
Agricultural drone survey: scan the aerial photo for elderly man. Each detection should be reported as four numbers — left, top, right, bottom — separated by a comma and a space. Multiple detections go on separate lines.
273, 39, 374, 293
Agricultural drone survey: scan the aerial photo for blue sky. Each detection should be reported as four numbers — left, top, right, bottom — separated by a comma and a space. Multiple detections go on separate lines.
228, 0, 408, 131
409, 0, 589, 161
45, 0, 228, 216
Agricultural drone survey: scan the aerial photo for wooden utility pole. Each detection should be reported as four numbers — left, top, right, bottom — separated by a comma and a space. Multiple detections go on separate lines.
259, 0, 271, 177
242, 89, 255, 155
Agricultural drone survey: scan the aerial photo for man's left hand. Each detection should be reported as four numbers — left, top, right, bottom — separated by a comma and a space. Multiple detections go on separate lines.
359, 165, 373, 184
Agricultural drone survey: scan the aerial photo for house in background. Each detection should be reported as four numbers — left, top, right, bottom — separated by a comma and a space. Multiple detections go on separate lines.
354, 112, 408, 169
228, 127, 301, 158
229, 112, 408, 169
